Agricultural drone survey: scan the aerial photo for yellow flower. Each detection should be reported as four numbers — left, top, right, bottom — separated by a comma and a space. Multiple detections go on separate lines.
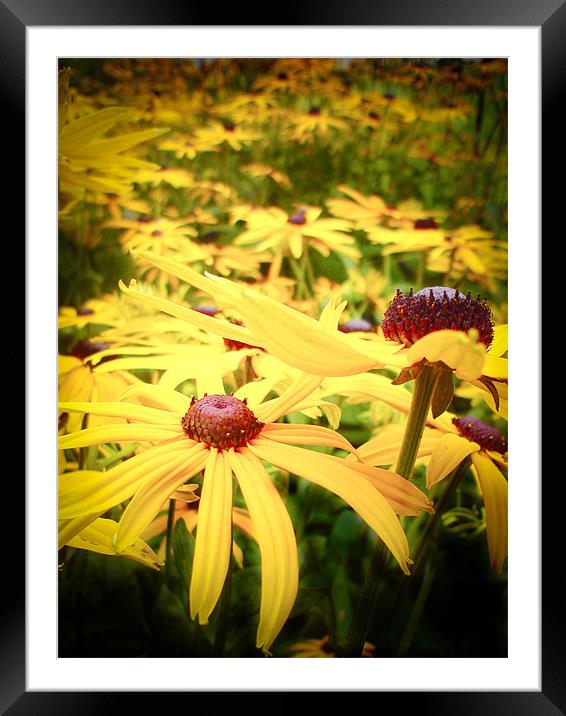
58, 104, 168, 206
234, 205, 358, 262
283, 107, 348, 143
59, 371, 430, 652
358, 413, 508, 572
194, 120, 262, 151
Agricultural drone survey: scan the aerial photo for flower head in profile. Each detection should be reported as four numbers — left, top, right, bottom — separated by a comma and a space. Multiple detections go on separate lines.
286, 634, 375, 658
59, 366, 431, 652
358, 412, 508, 572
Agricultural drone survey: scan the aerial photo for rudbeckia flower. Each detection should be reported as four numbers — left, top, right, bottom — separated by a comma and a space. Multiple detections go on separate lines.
59, 372, 431, 652
234, 205, 359, 263
58, 104, 168, 205
358, 413, 508, 572
284, 107, 348, 143
194, 121, 262, 151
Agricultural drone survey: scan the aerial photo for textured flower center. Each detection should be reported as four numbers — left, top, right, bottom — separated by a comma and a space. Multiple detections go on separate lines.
381, 286, 494, 348
453, 416, 507, 454
223, 123, 236, 132
181, 394, 264, 449
338, 318, 374, 333
288, 208, 307, 225
414, 218, 439, 230
76, 307, 94, 316
308, 107, 321, 116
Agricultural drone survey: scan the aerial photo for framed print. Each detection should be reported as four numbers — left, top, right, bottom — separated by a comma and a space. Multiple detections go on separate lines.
11, 0, 554, 712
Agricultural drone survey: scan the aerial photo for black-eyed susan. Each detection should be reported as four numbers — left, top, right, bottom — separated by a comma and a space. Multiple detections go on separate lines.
234, 205, 358, 263
358, 413, 508, 572
59, 368, 431, 652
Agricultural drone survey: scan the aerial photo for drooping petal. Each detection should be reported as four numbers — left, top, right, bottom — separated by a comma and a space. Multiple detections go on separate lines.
249, 438, 411, 574
228, 449, 299, 652
114, 442, 209, 552
345, 460, 433, 516
67, 518, 164, 569
405, 329, 486, 382
471, 452, 508, 572
190, 449, 234, 623
59, 513, 103, 549
427, 433, 481, 488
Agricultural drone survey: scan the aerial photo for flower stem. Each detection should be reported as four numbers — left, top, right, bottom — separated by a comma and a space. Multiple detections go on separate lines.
339, 363, 439, 657
395, 362, 439, 479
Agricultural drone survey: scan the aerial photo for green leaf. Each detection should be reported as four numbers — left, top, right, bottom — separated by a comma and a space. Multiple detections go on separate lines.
172, 518, 195, 601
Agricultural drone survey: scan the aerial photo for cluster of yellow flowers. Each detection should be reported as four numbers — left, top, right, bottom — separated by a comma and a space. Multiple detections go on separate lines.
58, 58, 508, 657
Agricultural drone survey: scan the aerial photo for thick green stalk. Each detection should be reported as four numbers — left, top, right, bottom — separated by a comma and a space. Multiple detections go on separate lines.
395, 363, 439, 479
212, 552, 233, 657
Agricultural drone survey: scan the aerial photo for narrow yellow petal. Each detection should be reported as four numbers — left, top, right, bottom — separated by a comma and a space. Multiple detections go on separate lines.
114, 443, 209, 552
427, 433, 480, 488
120, 383, 190, 414
249, 438, 411, 574
58, 423, 181, 450
254, 373, 324, 423
471, 452, 508, 572
261, 423, 358, 456
67, 518, 164, 570
58, 441, 194, 518
59, 513, 102, 549
190, 449, 233, 623
58, 401, 180, 425
228, 449, 299, 651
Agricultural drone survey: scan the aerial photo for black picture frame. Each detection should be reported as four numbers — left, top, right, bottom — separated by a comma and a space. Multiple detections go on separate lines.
12, 1, 553, 712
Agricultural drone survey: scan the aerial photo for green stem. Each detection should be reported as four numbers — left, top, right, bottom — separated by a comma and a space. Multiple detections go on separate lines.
395, 363, 439, 479
339, 363, 439, 657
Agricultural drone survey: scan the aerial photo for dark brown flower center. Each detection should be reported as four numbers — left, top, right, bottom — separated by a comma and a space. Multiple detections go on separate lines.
453, 416, 507, 454
70, 340, 110, 362
288, 208, 307, 225
181, 394, 264, 450
381, 287, 494, 348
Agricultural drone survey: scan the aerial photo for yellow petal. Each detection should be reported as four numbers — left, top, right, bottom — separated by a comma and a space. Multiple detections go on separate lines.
228, 449, 299, 651
249, 438, 411, 574
190, 449, 233, 623
67, 518, 164, 570
58, 423, 181, 450
58, 441, 195, 519
471, 452, 508, 572
405, 330, 486, 382
261, 423, 358, 456
58, 400, 180, 425
427, 433, 480, 488
114, 443, 209, 552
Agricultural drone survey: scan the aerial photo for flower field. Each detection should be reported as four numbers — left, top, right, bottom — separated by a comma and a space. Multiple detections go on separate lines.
58, 58, 508, 658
